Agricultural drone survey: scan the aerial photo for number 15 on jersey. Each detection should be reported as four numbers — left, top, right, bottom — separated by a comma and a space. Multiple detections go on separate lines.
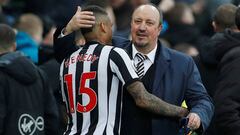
64, 72, 97, 113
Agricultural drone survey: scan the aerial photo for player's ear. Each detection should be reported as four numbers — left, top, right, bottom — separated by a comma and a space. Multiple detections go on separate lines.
99, 22, 107, 33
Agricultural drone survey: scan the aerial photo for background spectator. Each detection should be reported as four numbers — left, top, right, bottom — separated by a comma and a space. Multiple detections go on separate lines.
162, 2, 201, 48
194, 4, 238, 135
14, 13, 43, 64
213, 6, 240, 135
173, 43, 199, 56
0, 23, 60, 135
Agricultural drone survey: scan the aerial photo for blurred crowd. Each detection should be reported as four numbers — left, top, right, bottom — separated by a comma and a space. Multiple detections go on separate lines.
0, 0, 240, 135
0, 0, 239, 61
0, 0, 239, 60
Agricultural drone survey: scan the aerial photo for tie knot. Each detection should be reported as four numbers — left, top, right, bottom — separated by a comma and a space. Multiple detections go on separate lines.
136, 53, 147, 62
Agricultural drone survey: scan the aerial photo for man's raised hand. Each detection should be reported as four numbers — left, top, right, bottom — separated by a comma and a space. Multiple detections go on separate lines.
65, 6, 96, 35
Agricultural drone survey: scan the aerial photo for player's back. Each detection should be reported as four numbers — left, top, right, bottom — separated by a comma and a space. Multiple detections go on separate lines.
60, 41, 138, 135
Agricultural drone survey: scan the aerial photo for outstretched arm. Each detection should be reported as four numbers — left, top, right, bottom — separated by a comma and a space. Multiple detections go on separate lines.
127, 81, 189, 118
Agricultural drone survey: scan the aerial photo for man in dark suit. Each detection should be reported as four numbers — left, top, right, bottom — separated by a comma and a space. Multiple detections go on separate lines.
54, 4, 214, 135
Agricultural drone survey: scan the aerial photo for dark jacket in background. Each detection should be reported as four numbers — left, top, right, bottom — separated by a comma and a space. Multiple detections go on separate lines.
195, 32, 223, 135
0, 52, 59, 135
38, 46, 67, 134
213, 30, 240, 135
161, 24, 201, 47
194, 33, 222, 98
38, 45, 55, 65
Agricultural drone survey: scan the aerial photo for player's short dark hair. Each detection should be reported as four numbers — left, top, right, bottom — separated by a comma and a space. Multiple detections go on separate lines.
0, 24, 16, 52
213, 4, 238, 29
81, 5, 109, 35
236, 7, 240, 30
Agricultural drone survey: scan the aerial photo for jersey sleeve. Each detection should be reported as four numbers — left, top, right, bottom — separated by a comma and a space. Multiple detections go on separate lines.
53, 26, 79, 63
109, 47, 139, 87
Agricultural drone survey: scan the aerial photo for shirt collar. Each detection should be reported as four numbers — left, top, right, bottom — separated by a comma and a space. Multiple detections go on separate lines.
132, 44, 157, 63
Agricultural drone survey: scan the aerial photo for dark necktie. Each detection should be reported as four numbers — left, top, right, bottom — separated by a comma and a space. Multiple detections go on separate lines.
135, 53, 147, 78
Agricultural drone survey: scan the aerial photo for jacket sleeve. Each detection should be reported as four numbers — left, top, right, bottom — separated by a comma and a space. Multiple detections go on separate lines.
53, 26, 79, 63
38, 69, 60, 135
0, 73, 6, 134
214, 60, 240, 135
185, 57, 214, 134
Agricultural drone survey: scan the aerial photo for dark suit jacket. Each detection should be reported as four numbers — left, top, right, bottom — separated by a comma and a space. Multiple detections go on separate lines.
53, 27, 214, 135
121, 41, 214, 135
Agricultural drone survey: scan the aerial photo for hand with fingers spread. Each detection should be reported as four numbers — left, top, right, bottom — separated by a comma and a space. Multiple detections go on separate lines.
187, 113, 201, 130
65, 6, 96, 35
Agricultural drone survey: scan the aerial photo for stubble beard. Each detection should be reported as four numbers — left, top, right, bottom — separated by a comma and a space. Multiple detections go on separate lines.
134, 41, 148, 49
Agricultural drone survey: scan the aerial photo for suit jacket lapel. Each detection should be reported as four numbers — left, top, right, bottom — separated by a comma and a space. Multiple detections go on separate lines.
152, 41, 171, 97
124, 40, 171, 97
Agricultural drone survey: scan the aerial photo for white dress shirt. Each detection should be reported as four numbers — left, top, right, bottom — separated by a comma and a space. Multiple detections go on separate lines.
132, 44, 157, 75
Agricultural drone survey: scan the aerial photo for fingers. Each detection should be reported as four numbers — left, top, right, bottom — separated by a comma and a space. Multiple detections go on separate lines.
78, 24, 94, 28
66, 7, 96, 33
81, 11, 94, 16
79, 12, 95, 21
75, 11, 95, 28
187, 113, 201, 130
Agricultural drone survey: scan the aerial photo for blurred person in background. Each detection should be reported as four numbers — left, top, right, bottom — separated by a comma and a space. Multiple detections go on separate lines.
190, 0, 213, 36
14, 13, 43, 64
162, 2, 201, 48
157, 0, 175, 13
0, 0, 15, 25
213, 6, 240, 135
37, 15, 67, 134
0, 0, 9, 13
194, 4, 239, 135
38, 15, 56, 65
2, 0, 85, 26
196, 3, 238, 98
110, 0, 134, 38
173, 43, 199, 57
207, 0, 232, 17
0, 23, 60, 135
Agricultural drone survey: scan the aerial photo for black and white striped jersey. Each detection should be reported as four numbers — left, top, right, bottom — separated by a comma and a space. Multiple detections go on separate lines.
60, 41, 139, 135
